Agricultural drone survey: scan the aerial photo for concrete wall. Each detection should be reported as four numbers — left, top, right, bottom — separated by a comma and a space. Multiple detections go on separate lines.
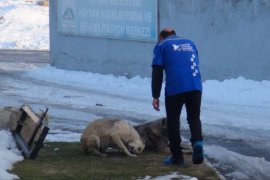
49, 0, 154, 79
50, 0, 270, 81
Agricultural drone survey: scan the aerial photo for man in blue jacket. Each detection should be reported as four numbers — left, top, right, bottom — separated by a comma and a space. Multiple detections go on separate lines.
151, 28, 204, 165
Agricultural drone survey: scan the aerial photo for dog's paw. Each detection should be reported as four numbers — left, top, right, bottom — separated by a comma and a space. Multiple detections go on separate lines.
129, 153, 137, 157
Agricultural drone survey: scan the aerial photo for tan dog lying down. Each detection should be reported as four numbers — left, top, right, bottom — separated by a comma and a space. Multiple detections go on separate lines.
0, 106, 48, 143
134, 117, 169, 153
81, 119, 145, 157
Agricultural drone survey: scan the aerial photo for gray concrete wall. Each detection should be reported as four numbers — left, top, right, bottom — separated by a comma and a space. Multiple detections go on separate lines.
50, 0, 270, 81
49, 0, 154, 78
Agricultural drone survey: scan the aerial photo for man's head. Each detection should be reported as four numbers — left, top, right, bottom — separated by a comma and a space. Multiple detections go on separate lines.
159, 28, 176, 41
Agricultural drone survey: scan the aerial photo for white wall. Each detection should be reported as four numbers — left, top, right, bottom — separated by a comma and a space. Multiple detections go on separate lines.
50, 0, 270, 80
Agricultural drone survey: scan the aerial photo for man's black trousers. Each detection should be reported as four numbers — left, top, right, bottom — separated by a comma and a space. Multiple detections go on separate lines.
165, 90, 203, 159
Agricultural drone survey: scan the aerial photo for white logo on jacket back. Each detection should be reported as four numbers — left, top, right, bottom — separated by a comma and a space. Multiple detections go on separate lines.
172, 44, 181, 51
172, 44, 194, 52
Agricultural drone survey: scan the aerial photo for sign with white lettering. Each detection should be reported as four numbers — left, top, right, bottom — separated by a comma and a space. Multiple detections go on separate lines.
58, 0, 158, 42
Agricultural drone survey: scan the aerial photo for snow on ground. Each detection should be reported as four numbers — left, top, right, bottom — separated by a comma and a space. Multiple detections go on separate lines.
1, 1, 270, 180
139, 172, 198, 180
0, 0, 48, 50
207, 145, 270, 180
0, 130, 23, 180
1, 64, 270, 180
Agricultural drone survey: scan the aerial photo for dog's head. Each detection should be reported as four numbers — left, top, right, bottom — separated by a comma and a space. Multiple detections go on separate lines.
127, 139, 145, 155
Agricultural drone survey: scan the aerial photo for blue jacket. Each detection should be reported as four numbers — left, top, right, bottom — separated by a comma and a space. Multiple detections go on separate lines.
152, 36, 202, 96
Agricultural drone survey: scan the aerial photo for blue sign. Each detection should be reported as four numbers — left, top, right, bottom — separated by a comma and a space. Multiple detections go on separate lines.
58, 0, 158, 42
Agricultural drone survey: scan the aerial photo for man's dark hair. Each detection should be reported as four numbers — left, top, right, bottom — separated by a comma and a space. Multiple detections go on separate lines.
159, 29, 176, 39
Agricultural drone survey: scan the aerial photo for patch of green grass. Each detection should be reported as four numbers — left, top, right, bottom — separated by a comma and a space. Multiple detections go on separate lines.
12, 142, 220, 180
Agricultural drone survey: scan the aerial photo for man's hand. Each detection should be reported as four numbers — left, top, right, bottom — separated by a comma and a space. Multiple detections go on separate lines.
152, 98, 160, 111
